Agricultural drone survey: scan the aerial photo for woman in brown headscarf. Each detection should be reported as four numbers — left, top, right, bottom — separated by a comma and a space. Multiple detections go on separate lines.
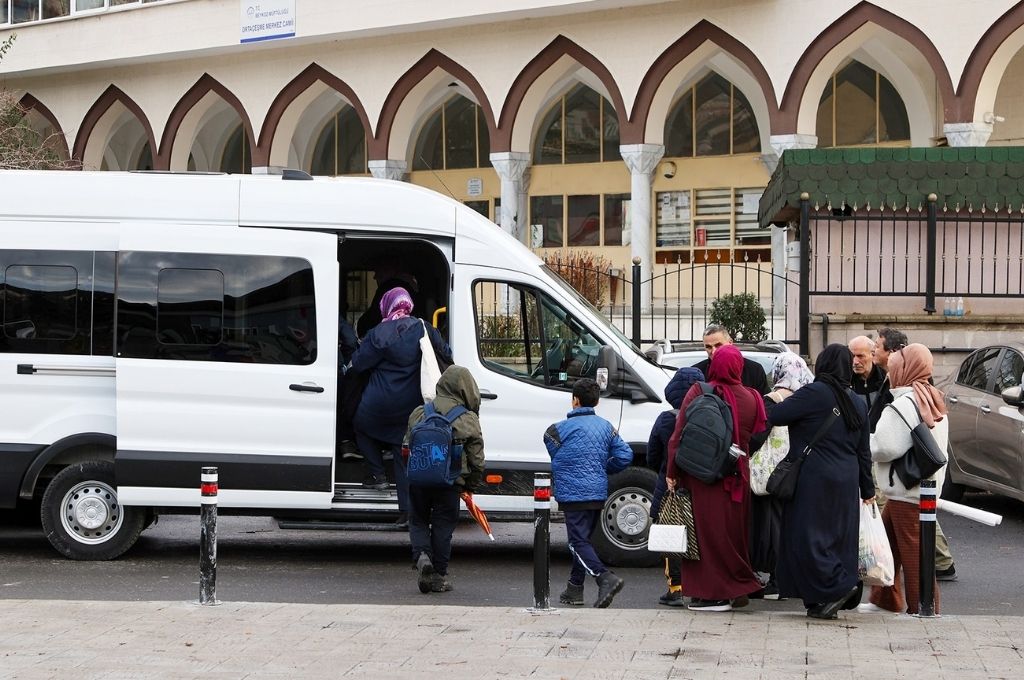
866, 343, 948, 615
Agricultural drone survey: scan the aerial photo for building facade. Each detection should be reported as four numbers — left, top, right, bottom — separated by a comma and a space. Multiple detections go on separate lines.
4, 0, 1024, 292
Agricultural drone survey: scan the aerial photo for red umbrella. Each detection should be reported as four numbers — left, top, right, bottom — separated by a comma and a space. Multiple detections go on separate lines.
461, 491, 494, 541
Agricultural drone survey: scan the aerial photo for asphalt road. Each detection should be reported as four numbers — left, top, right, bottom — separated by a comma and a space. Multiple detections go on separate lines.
1, 491, 1022, 614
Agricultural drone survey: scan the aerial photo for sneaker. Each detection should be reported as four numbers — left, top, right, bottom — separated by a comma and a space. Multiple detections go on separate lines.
594, 571, 624, 608
688, 598, 732, 612
856, 602, 889, 613
340, 441, 363, 460
416, 553, 434, 594
559, 582, 584, 606
936, 565, 957, 582
658, 590, 685, 607
362, 476, 388, 491
429, 573, 453, 592
395, 512, 409, 529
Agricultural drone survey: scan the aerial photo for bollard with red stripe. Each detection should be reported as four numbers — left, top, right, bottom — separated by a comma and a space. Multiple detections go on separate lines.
530, 473, 553, 611
199, 466, 219, 606
917, 479, 937, 617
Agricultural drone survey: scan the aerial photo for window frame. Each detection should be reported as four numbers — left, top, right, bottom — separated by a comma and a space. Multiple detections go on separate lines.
955, 346, 1003, 392
664, 73, 762, 158
532, 84, 621, 165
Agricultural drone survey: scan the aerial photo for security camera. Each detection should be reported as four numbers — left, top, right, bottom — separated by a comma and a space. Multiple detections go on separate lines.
662, 161, 677, 179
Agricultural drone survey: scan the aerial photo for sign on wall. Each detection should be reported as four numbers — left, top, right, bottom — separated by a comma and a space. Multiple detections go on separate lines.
240, 1, 296, 44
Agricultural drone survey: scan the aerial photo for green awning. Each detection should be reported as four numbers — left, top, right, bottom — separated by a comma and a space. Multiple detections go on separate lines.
758, 146, 1024, 227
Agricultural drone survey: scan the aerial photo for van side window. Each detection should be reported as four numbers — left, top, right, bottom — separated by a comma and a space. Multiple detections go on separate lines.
473, 280, 602, 388
0, 249, 109, 356
117, 252, 317, 365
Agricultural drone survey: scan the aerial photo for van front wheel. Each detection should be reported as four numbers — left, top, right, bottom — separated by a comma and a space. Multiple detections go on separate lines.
40, 462, 145, 560
592, 466, 660, 568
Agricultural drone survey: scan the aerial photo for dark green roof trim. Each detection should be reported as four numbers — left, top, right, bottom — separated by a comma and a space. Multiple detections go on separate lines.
758, 146, 1024, 227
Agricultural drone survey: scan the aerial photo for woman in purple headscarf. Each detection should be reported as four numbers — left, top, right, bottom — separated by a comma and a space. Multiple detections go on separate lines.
349, 287, 452, 522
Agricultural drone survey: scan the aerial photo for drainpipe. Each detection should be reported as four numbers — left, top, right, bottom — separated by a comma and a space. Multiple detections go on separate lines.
819, 313, 829, 354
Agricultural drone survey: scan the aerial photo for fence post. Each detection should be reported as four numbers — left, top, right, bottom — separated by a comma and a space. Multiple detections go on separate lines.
530, 472, 553, 612
798, 193, 810, 356
924, 193, 938, 314
917, 479, 938, 618
199, 466, 219, 606
631, 257, 641, 347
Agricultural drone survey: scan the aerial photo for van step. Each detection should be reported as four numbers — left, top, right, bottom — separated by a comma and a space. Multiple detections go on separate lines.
276, 519, 406, 532
330, 484, 397, 504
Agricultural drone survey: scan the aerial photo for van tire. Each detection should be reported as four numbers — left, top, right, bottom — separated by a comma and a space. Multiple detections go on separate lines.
592, 466, 660, 568
40, 462, 145, 560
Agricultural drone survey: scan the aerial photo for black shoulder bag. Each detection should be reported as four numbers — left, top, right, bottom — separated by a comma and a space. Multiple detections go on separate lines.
765, 407, 840, 502
887, 397, 946, 489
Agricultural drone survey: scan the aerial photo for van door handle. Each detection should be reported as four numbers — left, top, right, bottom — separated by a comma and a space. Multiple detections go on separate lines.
979, 404, 991, 414
290, 383, 325, 393
480, 389, 498, 400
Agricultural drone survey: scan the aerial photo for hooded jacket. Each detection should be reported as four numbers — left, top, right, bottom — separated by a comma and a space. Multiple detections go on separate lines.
647, 368, 701, 474
404, 365, 485, 491
544, 406, 633, 503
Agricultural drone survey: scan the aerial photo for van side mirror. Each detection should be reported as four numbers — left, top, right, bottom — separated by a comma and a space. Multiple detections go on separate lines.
1001, 385, 1024, 407
597, 346, 619, 396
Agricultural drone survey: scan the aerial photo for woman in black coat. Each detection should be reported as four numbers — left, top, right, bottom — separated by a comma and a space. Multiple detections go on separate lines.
767, 344, 875, 619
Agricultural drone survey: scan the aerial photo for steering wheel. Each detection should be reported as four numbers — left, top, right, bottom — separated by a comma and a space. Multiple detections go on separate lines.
530, 338, 571, 382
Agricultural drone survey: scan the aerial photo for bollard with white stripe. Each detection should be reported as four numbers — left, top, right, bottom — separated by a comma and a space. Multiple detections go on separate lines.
917, 479, 937, 618
199, 466, 219, 606
530, 473, 553, 612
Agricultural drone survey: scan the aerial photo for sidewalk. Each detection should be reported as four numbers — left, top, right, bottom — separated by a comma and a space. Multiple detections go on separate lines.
2, 600, 1020, 679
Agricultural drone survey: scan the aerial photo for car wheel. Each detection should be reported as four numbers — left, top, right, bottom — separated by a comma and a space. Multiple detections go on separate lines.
592, 466, 660, 568
40, 461, 145, 560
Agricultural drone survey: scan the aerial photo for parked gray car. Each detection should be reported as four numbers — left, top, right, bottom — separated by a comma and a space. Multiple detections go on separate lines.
939, 343, 1024, 503
645, 339, 789, 375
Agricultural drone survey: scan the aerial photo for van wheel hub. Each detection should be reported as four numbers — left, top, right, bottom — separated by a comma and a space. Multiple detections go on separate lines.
601, 486, 652, 549
61, 482, 122, 542
615, 503, 647, 535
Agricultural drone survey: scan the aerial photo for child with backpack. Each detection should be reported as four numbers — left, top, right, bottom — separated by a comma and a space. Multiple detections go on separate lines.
544, 378, 633, 608
403, 365, 485, 594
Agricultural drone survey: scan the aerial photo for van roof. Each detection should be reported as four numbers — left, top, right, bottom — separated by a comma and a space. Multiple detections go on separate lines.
0, 170, 463, 237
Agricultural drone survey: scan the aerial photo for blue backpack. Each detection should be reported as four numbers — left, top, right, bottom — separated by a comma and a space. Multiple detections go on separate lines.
407, 402, 468, 487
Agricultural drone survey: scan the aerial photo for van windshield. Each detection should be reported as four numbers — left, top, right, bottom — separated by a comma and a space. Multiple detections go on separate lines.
539, 264, 643, 358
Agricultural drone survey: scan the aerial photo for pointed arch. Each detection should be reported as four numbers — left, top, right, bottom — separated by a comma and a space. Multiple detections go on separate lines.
72, 85, 157, 170
258, 63, 372, 167
373, 49, 496, 160
17, 94, 70, 161
958, 1, 1024, 123
778, 2, 955, 133
496, 35, 629, 151
158, 74, 259, 170
631, 20, 779, 142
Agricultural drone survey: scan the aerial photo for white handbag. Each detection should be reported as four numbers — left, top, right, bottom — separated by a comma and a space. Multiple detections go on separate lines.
419, 319, 442, 401
646, 524, 687, 554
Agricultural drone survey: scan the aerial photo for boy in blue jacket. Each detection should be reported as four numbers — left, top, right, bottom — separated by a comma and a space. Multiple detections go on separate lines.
544, 378, 633, 608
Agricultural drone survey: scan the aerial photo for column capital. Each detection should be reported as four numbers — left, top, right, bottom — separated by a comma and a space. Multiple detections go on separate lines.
368, 159, 408, 181
489, 151, 531, 181
619, 143, 665, 176
769, 134, 818, 158
943, 122, 993, 147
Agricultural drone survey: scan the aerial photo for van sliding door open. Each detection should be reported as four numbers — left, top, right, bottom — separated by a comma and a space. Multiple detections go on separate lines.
114, 225, 339, 509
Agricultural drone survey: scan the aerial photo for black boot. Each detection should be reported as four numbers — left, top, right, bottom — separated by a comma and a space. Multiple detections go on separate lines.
416, 553, 434, 594
559, 582, 584, 606
594, 571, 624, 608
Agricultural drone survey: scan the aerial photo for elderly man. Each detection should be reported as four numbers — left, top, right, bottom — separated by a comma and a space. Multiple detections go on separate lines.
849, 335, 886, 413
693, 324, 769, 395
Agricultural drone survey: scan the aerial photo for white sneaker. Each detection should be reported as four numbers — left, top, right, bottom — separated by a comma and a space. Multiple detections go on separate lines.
856, 602, 888, 613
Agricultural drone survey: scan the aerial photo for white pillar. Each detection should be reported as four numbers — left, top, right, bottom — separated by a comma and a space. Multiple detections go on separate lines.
767, 134, 818, 318
368, 159, 408, 181
619, 143, 664, 313
489, 151, 531, 242
943, 123, 993, 147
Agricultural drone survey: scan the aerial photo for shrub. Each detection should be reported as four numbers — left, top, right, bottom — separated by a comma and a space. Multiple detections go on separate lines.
542, 250, 611, 309
479, 314, 522, 358
709, 293, 768, 343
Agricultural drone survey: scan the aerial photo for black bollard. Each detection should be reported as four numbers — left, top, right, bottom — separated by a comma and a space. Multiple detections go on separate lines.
531, 472, 552, 611
199, 466, 219, 606
917, 479, 937, 617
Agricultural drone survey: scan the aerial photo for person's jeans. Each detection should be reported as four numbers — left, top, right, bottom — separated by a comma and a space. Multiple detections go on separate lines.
409, 484, 461, 575
564, 509, 606, 585
355, 433, 409, 511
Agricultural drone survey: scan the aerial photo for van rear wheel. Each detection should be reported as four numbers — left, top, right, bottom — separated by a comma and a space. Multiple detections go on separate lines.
40, 461, 145, 560
592, 466, 660, 568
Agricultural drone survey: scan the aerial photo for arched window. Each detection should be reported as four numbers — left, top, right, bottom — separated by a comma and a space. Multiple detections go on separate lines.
411, 95, 490, 171
664, 73, 761, 157
219, 125, 251, 174
310, 106, 367, 176
533, 84, 620, 165
816, 60, 910, 147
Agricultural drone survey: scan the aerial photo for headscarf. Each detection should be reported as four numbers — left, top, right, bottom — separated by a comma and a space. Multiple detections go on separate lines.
887, 343, 946, 428
706, 345, 767, 447
665, 366, 704, 409
379, 286, 413, 322
771, 352, 814, 393
812, 343, 862, 431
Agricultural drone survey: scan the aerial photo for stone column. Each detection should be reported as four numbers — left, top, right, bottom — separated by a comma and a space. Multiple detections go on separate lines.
768, 134, 818, 319
489, 151, 531, 242
619, 144, 664, 313
368, 159, 408, 181
943, 123, 993, 147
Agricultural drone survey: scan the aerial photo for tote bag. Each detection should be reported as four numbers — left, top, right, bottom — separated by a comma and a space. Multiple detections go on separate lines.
655, 489, 700, 560
888, 397, 946, 489
419, 320, 442, 401
750, 425, 790, 496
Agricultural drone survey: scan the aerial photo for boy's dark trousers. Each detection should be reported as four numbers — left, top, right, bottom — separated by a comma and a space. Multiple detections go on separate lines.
564, 508, 606, 585
409, 484, 461, 576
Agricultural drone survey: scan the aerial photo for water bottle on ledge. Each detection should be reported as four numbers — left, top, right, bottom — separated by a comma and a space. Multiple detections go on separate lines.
955, 295, 964, 317
943, 296, 952, 317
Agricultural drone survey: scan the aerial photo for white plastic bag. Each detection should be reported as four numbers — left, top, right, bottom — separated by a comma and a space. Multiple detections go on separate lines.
858, 503, 895, 587
419, 319, 442, 401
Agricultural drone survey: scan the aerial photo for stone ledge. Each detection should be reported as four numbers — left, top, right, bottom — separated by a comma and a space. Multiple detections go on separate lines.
812, 313, 1024, 325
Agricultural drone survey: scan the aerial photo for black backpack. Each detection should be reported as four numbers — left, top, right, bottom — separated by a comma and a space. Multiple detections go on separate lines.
673, 383, 736, 484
